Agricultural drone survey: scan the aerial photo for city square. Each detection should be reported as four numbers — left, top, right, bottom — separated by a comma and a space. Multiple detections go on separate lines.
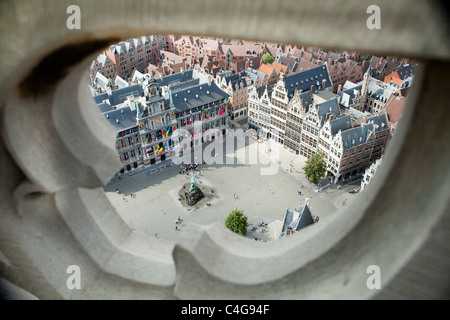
104, 134, 361, 243
1, 1, 448, 302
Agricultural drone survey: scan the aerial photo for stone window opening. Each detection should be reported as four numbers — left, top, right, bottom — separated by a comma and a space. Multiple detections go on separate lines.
0, 1, 449, 301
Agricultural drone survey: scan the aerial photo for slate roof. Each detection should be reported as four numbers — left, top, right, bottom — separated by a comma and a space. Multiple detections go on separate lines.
343, 107, 367, 125
316, 98, 340, 126
280, 203, 315, 238
314, 90, 337, 101
337, 84, 362, 108
166, 82, 229, 112
245, 68, 266, 84
103, 107, 137, 131
255, 85, 273, 98
223, 71, 243, 83
341, 123, 374, 150
329, 115, 352, 136
98, 102, 114, 113
93, 92, 109, 104
170, 78, 200, 93
299, 91, 313, 110
366, 81, 394, 103
283, 65, 332, 99
155, 69, 194, 87
394, 64, 415, 80
365, 113, 390, 132
219, 72, 249, 91
230, 78, 249, 91
108, 84, 143, 106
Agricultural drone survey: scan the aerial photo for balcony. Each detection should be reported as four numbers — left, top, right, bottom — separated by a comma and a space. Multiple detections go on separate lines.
117, 142, 141, 153
139, 118, 177, 134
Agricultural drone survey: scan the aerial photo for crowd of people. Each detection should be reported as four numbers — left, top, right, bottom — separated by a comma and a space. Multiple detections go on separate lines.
179, 162, 201, 175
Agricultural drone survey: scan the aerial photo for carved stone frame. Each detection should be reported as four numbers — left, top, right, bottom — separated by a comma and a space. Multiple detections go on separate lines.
0, 0, 449, 299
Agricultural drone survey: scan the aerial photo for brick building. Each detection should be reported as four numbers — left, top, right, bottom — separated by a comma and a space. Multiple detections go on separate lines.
216, 71, 250, 120
105, 36, 161, 80
93, 70, 229, 177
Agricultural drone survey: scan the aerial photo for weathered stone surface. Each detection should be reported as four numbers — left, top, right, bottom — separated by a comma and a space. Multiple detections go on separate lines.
0, 0, 449, 299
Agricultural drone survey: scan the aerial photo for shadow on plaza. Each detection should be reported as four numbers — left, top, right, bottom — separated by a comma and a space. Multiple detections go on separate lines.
103, 137, 258, 197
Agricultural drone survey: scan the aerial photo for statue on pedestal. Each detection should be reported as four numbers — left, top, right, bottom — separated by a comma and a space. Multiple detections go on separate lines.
185, 172, 204, 206
189, 173, 197, 193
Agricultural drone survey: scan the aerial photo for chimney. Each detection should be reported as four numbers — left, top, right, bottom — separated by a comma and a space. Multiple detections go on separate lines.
207, 75, 212, 86
310, 85, 314, 94
337, 84, 342, 93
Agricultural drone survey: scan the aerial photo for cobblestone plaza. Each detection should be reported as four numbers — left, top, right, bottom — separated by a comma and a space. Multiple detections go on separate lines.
104, 135, 361, 243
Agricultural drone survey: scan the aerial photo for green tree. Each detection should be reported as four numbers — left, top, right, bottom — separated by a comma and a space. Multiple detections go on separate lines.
261, 53, 275, 64
225, 209, 248, 236
303, 152, 327, 184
